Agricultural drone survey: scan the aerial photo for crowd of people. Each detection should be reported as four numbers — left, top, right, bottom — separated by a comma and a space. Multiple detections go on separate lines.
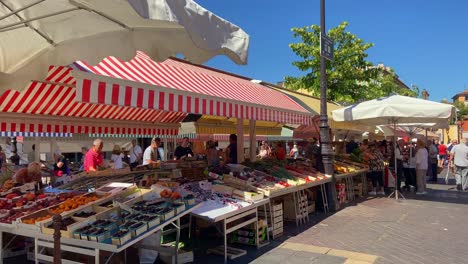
1, 134, 466, 195
345, 137, 468, 195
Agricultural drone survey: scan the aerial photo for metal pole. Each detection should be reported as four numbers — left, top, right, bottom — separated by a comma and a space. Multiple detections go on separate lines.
319, 0, 338, 211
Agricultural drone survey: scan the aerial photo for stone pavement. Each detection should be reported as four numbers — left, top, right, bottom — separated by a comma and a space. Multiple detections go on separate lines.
197, 179, 468, 264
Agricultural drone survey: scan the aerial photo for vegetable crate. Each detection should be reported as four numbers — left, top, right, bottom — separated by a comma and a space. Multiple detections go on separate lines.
258, 202, 283, 239
282, 191, 309, 226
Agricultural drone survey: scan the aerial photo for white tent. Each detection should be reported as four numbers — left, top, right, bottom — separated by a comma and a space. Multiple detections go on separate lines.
0, 0, 249, 91
332, 95, 455, 200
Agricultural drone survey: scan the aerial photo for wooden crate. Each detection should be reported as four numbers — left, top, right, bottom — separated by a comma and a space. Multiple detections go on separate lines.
283, 194, 308, 222
180, 168, 206, 181
272, 227, 283, 239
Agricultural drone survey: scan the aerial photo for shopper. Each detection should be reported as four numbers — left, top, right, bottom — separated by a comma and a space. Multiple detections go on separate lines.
84, 139, 104, 172
258, 145, 268, 159
365, 142, 385, 195
289, 144, 299, 159
225, 134, 238, 164
415, 140, 428, 195
0, 146, 5, 173
346, 137, 359, 154
154, 137, 165, 161
438, 141, 447, 168
129, 139, 143, 170
395, 140, 405, 191
274, 142, 286, 160
428, 140, 438, 182
404, 143, 417, 192
174, 137, 194, 160
448, 139, 458, 153
78, 147, 88, 172
111, 145, 125, 169
206, 140, 220, 167
53, 149, 71, 185
143, 138, 159, 165
450, 138, 468, 191
13, 162, 42, 185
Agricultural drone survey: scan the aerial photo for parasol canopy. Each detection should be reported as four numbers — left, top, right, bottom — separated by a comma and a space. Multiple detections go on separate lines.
332, 95, 455, 126
0, 0, 249, 90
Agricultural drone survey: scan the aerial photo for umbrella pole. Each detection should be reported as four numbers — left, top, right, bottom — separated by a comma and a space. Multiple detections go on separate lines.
388, 121, 405, 200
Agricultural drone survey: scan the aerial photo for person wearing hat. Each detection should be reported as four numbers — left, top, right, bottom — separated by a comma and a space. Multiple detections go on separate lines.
111, 145, 125, 170
84, 139, 104, 172
143, 138, 159, 165
53, 149, 71, 185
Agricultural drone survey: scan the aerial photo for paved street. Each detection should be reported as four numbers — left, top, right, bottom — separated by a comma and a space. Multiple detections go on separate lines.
198, 174, 468, 264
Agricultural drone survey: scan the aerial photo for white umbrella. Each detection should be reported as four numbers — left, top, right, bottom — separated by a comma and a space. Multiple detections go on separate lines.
0, 0, 249, 90
377, 125, 440, 140
332, 95, 455, 200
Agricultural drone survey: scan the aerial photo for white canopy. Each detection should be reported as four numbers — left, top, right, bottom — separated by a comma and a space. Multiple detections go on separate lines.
377, 125, 440, 140
332, 94, 455, 200
332, 95, 455, 126
0, 0, 249, 90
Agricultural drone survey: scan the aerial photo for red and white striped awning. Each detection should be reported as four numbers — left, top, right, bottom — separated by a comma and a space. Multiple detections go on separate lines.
72, 52, 312, 124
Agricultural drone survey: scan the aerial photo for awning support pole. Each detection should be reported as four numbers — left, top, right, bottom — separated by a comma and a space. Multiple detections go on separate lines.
249, 120, 256, 161
34, 137, 40, 162
237, 118, 244, 163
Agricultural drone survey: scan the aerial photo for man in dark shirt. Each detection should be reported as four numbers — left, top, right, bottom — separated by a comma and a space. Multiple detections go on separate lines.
346, 137, 359, 154
226, 134, 238, 164
174, 137, 194, 160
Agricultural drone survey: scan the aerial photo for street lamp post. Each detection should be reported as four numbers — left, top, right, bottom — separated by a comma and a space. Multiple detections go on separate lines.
319, 0, 338, 211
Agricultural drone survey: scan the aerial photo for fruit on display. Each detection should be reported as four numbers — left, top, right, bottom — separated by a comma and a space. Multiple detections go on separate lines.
2, 180, 14, 190
334, 162, 359, 174
25, 193, 36, 201
159, 189, 172, 198
22, 214, 53, 224
46, 216, 76, 230
49, 195, 99, 214
5, 193, 19, 200
170, 191, 181, 199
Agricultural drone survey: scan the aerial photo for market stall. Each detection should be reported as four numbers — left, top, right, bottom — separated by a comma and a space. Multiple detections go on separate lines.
332, 95, 455, 200
0, 182, 202, 263
0, 51, 317, 264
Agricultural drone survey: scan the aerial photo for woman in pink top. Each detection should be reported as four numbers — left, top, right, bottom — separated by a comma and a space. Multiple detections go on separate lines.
84, 139, 104, 172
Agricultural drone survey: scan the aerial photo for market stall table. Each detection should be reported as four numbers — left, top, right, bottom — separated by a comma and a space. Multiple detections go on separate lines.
191, 198, 270, 264
8, 203, 202, 264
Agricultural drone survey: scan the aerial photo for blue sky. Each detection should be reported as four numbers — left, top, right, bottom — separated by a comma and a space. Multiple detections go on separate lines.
196, 0, 468, 102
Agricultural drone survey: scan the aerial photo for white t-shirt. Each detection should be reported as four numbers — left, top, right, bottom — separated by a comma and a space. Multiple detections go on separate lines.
143, 146, 156, 165
129, 145, 142, 163
111, 153, 124, 169
451, 144, 468, 167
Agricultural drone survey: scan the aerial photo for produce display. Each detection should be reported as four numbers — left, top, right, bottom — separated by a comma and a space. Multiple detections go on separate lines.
64, 187, 198, 246
21, 193, 104, 224
334, 160, 367, 175
0, 192, 77, 224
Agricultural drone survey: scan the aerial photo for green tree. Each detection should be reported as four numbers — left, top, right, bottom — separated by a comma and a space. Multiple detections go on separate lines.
453, 101, 468, 120
285, 21, 415, 104
411, 84, 420, 98
440, 98, 449, 104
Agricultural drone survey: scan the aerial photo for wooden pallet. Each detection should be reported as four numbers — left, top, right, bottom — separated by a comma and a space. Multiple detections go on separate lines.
207, 246, 247, 260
